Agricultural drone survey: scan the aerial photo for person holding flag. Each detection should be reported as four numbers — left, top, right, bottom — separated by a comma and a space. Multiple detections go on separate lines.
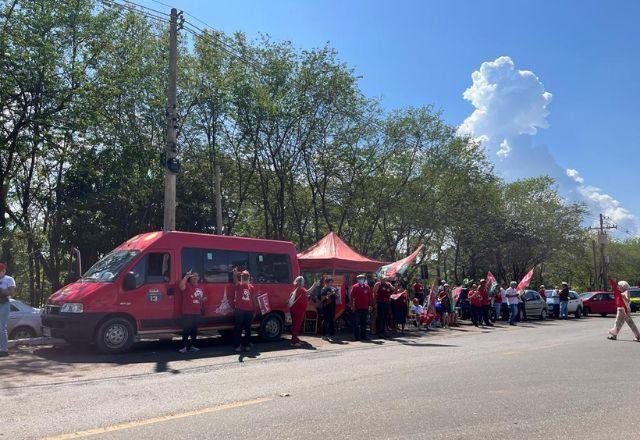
607, 279, 640, 341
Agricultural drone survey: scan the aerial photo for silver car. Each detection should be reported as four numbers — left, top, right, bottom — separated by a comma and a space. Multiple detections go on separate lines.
521, 290, 549, 319
8, 299, 42, 340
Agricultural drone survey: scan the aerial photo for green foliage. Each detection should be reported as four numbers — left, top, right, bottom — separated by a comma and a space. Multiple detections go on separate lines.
1, 0, 632, 305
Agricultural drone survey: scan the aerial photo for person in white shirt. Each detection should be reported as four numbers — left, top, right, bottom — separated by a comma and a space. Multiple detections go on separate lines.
0, 262, 16, 356
505, 281, 519, 326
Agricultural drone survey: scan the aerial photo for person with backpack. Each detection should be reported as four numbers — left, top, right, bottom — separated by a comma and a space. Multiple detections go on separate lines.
288, 276, 308, 347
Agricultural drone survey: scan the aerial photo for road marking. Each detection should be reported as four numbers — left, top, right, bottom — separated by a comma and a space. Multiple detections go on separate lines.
42, 397, 271, 440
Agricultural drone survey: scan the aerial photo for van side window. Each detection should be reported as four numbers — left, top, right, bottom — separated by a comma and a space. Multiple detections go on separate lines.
129, 253, 171, 288
147, 253, 171, 283
202, 250, 250, 283
204, 251, 229, 283
254, 253, 290, 284
181, 248, 203, 278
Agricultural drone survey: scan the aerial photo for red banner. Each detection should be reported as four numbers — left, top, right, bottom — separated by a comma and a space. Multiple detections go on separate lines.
516, 268, 534, 292
377, 245, 424, 279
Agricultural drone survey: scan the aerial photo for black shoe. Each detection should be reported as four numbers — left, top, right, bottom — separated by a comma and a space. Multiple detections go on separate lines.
509, 322, 516, 326
0, 351, 8, 357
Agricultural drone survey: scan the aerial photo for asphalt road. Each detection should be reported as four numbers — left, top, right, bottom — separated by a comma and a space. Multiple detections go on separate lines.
2, 315, 639, 440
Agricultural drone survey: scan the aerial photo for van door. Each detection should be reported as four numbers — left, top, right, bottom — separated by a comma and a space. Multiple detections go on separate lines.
119, 251, 177, 332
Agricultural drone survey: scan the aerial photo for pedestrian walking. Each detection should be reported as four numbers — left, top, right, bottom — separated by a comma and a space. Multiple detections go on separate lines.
0, 263, 16, 357
351, 274, 373, 341
505, 281, 519, 326
468, 283, 483, 327
289, 276, 308, 347
608, 280, 640, 341
373, 277, 394, 338
178, 270, 206, 353
320, 277, 338, 341
559, 282, 570, 319
233, 268, 256, 352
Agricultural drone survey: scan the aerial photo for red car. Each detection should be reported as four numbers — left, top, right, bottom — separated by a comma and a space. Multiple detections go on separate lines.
581, 291, 617, 317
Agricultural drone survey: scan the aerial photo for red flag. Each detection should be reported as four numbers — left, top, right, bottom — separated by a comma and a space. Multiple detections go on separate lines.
516, 268, 534, 292
377, 245, 424, 279
609, 278, 628, 314
426, 281, 436, 312
486, 271, 497, 289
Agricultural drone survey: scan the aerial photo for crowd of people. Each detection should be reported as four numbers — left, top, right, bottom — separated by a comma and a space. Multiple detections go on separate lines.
1, 261, 639, 357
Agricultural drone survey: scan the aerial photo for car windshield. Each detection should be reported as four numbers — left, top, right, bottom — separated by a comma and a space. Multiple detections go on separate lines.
545, 290, 557, 298
629, 290, 640, 298
80, 250, 139, 283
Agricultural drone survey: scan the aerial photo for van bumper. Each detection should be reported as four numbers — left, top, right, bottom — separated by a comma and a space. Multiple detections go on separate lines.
41, 313, 106, 343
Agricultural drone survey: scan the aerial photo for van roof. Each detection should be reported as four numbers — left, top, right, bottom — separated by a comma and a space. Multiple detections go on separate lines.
114, 231, 297, 254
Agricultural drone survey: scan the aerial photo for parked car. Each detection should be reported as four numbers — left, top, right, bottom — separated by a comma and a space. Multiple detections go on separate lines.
545, 289, 583, 318
581, 291, 616, 317
9, 299, 42, 340
628, 288, 640, 313
521, 290, 549, 320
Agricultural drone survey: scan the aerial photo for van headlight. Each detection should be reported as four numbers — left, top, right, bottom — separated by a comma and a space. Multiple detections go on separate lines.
60, 303, 84, 313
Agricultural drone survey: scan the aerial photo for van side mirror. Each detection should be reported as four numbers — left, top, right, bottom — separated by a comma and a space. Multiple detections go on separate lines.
65, 271, 79, 285
123, 272, 137, 291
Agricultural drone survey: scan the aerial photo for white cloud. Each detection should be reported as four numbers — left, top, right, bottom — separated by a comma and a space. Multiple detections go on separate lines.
459, 56, 637, 233
565, 168, 584, 184
497, 140, 511, 158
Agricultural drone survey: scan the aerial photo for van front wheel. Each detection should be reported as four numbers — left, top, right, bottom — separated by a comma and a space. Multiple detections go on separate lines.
96, 317, 135, 354
260, 314, 283, 341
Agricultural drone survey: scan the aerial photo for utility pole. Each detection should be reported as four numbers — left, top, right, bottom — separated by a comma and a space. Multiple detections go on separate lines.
163, 8, 183, 232
215, 163, 223, 234
588, 214, 617, 290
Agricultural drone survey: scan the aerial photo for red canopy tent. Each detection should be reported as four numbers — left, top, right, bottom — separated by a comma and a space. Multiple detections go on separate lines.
297, 232, 384, 273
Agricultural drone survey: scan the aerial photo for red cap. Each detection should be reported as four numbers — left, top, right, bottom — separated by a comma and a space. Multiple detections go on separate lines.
241, 270, 250, 276
412, 298, 419, 305
0, 263, 6, 271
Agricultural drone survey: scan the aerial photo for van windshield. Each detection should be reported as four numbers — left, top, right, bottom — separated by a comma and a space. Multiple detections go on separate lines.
80, 250, 139, 283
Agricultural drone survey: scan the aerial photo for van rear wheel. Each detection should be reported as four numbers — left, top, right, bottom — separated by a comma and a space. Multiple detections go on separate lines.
96, 317, 135, 354
260, 314, 283, 341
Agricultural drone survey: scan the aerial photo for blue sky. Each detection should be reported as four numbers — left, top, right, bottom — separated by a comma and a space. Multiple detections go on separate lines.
142, 0, 639, 231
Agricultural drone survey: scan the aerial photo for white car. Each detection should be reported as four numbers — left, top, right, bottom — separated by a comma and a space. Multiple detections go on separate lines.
545, 290, 584, 318
8, 299, 42, 340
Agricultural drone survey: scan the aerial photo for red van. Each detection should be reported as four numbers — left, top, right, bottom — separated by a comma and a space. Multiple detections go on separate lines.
42, 231, 300, 353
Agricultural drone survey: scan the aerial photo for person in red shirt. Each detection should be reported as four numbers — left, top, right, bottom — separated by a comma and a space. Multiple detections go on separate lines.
468, 283, 483, 327
373, 277, 394, 338
350, 274, 373, 341
178, 270, 206, 353
412, 278, 425, 305
289, 276, 308, 347
538, 285, 547, 301
479, 279, 494, 327
232, 268, 256, 353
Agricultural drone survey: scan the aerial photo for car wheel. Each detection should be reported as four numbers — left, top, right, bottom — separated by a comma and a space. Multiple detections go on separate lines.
9, 326, 37, 340
95, 317, 135, 354
575, 307, 582, 319
600, 313, 607, 317
539, 308, 547, 320
259, 313, 283, 341
583, 307, 590, 317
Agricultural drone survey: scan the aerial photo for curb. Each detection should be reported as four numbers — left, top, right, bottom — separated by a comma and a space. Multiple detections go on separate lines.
8, 337, 67, 349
